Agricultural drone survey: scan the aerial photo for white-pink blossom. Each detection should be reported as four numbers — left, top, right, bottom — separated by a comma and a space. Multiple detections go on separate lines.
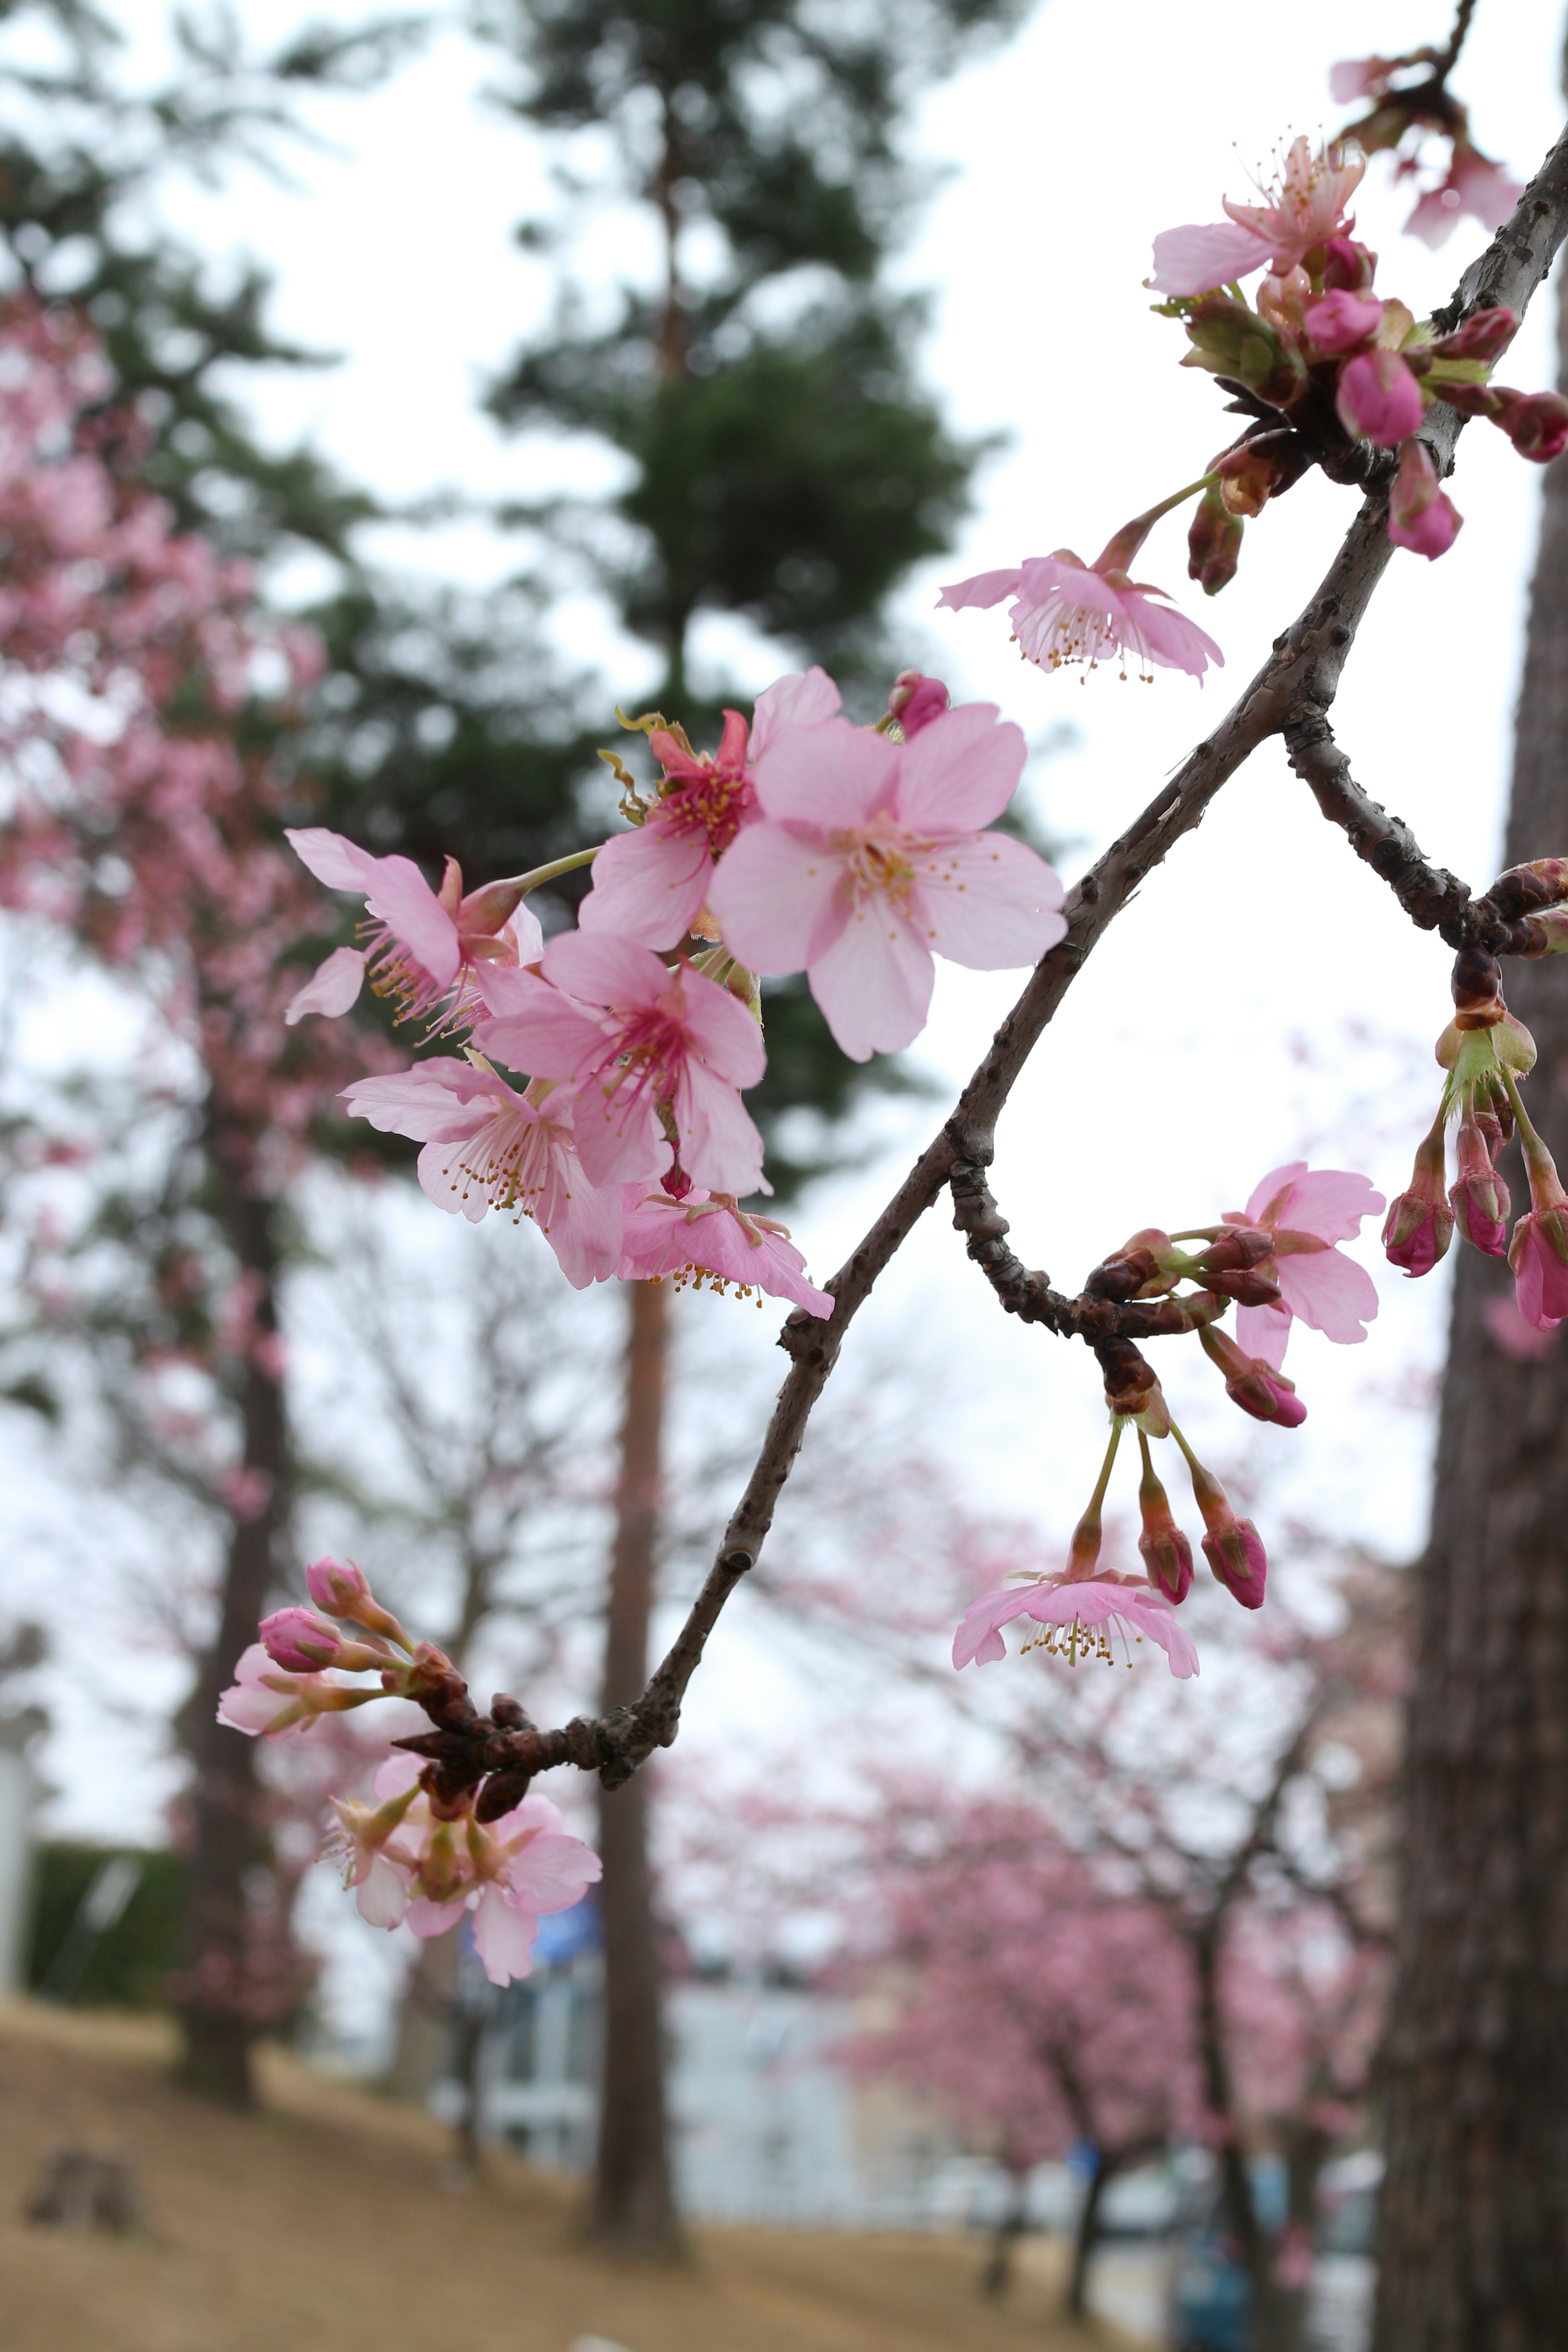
475, 931, 767, 1196
953, 1576, 1200, 1680
1228, 1163, 1385, 1368
216, 1641, 376, 1740
1150, 138, 1365, 297
939, 556, 1222, 684
616, 1188, 834, 1316
342, 1057, 624, 1289
705, 701, 1065, 1062
580, 668, 841, 949
284, 827, 543, 1034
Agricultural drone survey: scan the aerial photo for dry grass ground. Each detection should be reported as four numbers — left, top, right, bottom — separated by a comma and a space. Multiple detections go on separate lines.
0, 2000, 1145, 2352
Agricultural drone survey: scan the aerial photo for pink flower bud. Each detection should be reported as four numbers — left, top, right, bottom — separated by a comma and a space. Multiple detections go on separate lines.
1202, 1520, 1269, 1610
1510, 1207, 1568, 1331
1449, 1113, 1510, 1256
1382, 1120, 1454, 1277
1200, 1323, 1307, 1427
1336, 347, 1425, 446
1187, 484, 1243, 596
886, 672, 950, 738
304, 1555, 410, 1647
1388, 437, 1461, 559
1303, 290, 1383, 355
1136, 1441, 1194, 1605
1499, 390, 1568, 464
260, 1607, 344, 1673
306, 1556, 369, 1613
1429, 306, 1517, 364
1320, 237, 1377, 294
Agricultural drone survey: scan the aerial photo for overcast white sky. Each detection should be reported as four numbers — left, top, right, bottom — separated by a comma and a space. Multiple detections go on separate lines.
14, 0, 1568, 1897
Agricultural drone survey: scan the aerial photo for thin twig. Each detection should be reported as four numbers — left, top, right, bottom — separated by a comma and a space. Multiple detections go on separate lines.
404, 115, 1568, 1800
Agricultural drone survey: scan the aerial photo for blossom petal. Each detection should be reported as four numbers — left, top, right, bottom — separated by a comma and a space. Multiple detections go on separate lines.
1272, 1168, 1385, 1243
749, 666, 842, 761
471, 1886, 539, 1987
405, 1895, 468, 1939
285, 826, 380, 891
503, 1831, 604, 1915
285, 946, 366, 1024
1127, 595, 1225, 679
565, 1082, 671, 1190
668, 966, 767, 1089
707, 822, 848, 973
356, 1853, 410, 1931
1245, 1162, 1308, 1225
1148, 220, 1270, 296
893, 702, 1026, 833
343, 1063, 499, 1140
673, 1058, 766, 1196
477, 983, 617, 1082
540, 928, 671, 1011
1274, 1247, 1379, 1343
912, 833, 1066, 970
359, 858, 462, 987
578, 825, 712, 949
935, 567, 1024, 612
754, 717, 899, 830
1236, 1300, 1292, 1369
808, 904, 934, 1062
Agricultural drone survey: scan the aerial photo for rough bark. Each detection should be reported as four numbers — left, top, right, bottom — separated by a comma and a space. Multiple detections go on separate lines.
174, 1116, 290, 2107
1374, 185, 1568, 2352
588, 1276, 681, 2252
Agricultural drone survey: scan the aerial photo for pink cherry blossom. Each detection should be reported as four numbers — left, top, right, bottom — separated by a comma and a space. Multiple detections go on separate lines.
216, 1642, 376, 1740
1509, 1209, 1568, 1331
259, 1606, 347, 1673
1406, 147, 1523, 248
580, 668, 841, 950
474, 932, 766, 1196
1387, 437, 1461, 558
1229, 1163, 1384, 1369
1303, 290, 1384, 355
1336, 349, 1425, 447
939, 555, 1221, 683
952, 1575, 1200, 1681
1328, 55, 1392, 104
342, 1058, 623, 1289
616, 1188, 833, 1316
705, 702, 1066, 1062
1150, 138, 1364, 296
284, 827, 544, 1034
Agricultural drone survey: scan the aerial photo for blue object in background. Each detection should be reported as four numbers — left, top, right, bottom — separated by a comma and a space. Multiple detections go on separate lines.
533, 1893, 601, 1967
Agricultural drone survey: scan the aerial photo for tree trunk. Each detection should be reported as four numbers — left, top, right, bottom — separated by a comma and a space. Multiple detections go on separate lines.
384, 1926, 461, 2104
588, 1277, 681, 2252
1374, 199, 1568, 2350
174, 1140, 290, 2107
1067, 2150, 1116, 2319
979, 2167, 1029, 2301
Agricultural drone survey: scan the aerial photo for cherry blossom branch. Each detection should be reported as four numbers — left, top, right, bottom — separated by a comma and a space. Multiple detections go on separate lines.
375, 116, 1568, 1800
1284, 711, 1556, 951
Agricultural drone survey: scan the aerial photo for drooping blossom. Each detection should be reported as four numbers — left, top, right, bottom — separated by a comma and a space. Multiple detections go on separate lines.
1226, 1163, 1384, 1368
706, 701, 1066, 1062
1510, 1208, 1568, 1332
953, 1575, 1200, 1680
1199, 1323, 1308, 1427
1387, 438, 1461, 559
342, 1058, 623, 1289
1449, 1112, 1509, 1256
615, 1187, 834, 1316
284, 827, 544, 1034
1178, 1448, 1269, 1610
474, 932, 766, 1195
216, 1641, 379, 1740
1136, 1442, 1194, 1605
340, 1754, 602, 1987
1150, 138, 1365, 297
579, 668, 841, 950
1382, 1122, 1455, 1276
1406, 147, 1523, 248
939, 555, 1221, 684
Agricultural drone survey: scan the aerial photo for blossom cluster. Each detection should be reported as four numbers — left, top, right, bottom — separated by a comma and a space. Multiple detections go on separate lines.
287, 667, 1066, 1314
1330, 49, 1522, 247
1383, 919, 1568, 1334
218, 1558, 601, 1987
939, 120, 1558, 690
953, 1163, 1382, 1684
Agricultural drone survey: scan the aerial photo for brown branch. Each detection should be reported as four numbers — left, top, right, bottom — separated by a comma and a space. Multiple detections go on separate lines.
396, 115, 1568, 1805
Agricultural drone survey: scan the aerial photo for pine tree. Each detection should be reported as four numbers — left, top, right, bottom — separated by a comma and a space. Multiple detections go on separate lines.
471, 0, 1032, 2250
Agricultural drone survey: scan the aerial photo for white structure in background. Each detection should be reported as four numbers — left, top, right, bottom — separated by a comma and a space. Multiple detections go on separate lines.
467, 1921, 967, 2226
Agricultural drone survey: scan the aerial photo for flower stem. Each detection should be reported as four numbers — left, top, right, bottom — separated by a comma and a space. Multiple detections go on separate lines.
1094, 476, 1221, 574
492, 844, 602, 895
